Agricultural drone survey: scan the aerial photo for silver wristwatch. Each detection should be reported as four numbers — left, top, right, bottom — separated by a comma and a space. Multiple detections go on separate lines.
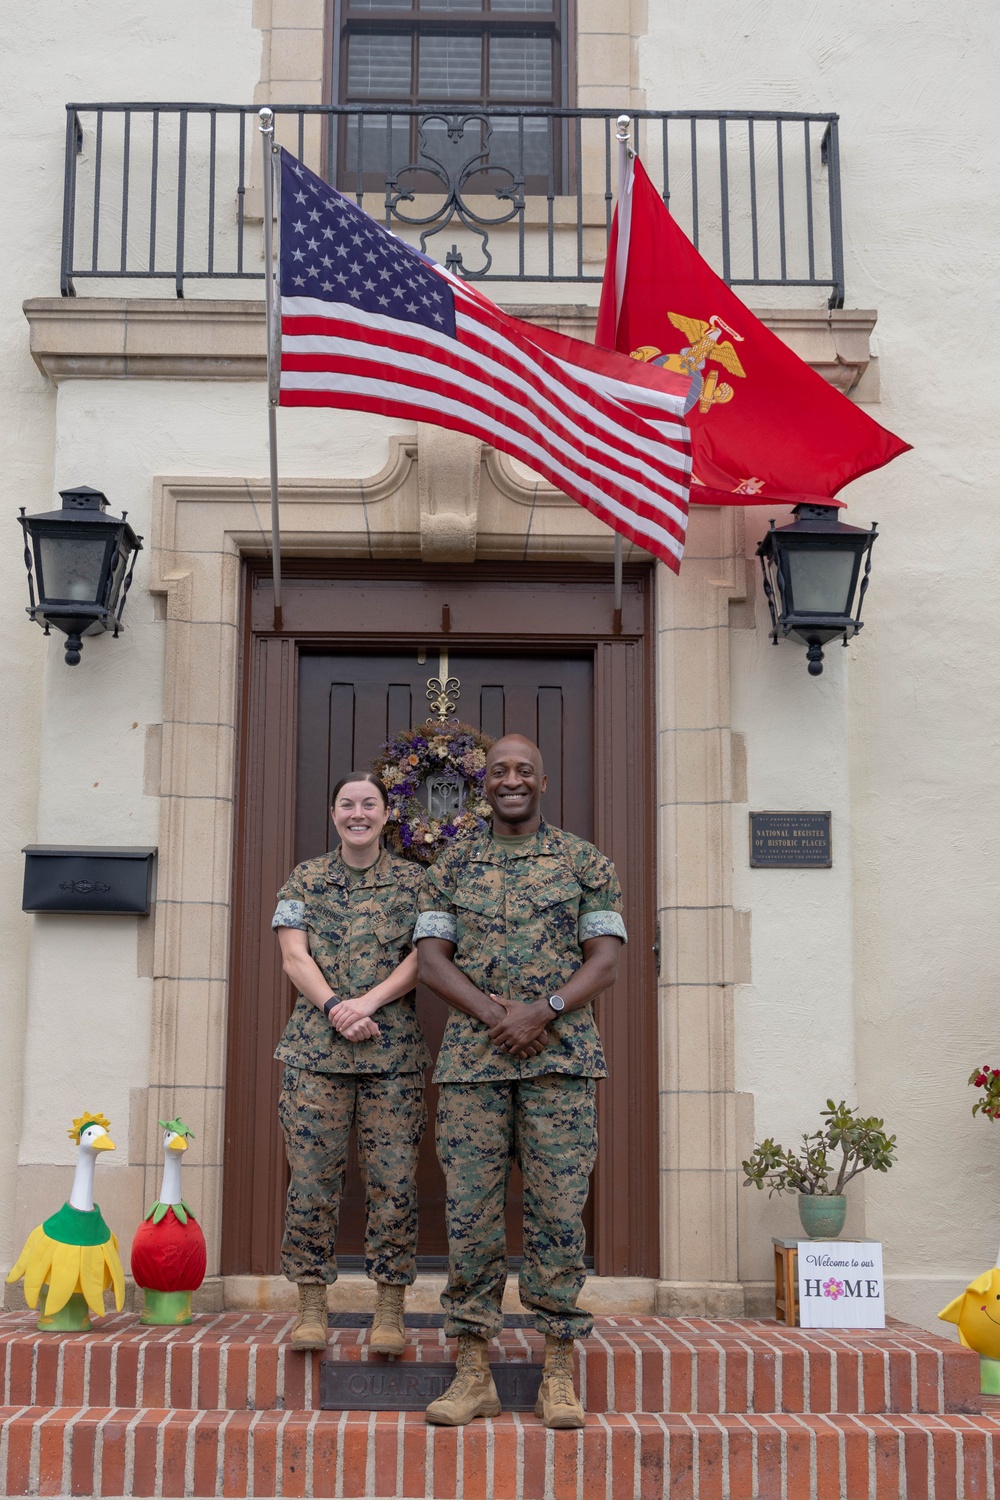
547, 994, 566, 1015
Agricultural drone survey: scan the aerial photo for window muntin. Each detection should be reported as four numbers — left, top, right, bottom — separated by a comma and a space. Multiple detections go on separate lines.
334, 0, 567, 194
417, 35, 483, 98
338, 1, 561, 108
346, 33, 412, 95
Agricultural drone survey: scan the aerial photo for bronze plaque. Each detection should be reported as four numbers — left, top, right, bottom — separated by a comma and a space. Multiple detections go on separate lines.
319, 1359, 542, 1411
749, 812, 832, 868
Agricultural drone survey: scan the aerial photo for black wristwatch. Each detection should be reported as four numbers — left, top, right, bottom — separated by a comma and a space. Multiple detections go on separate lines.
323, 995, 340, 1018
547, 994, 566, 1016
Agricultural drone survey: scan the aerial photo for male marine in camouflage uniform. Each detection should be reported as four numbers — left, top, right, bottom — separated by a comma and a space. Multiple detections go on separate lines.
414, 734, 626, 1428
273, 839, 429, 1352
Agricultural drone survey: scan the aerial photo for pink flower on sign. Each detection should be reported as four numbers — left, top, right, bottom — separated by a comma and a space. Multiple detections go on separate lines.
822, 1278, 845, 1301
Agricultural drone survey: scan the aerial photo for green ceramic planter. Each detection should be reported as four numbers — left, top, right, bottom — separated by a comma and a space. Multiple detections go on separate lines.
797, 1193, 847, 1239
37, 1289, 92, 1332
141, 1288, 194, 1326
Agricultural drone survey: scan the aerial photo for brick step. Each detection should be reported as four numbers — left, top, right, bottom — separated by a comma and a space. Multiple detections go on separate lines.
2, 1403, 1000, 1498
0, 1312, 980, 1417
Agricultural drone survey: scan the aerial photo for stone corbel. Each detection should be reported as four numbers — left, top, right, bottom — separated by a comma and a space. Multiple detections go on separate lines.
417, 423, 480, 562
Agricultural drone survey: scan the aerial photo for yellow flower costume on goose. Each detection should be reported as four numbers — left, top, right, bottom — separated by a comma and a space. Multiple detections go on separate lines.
6, 1112, 125, 1330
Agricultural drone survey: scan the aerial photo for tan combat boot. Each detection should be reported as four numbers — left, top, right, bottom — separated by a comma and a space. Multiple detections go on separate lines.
369, 1282, 406, 1356
534, 1334, 585, 1428
289, 1283, 328, 1351
425, 1333, 501, 1425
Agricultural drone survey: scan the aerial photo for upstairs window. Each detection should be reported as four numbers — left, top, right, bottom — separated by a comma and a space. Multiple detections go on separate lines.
331, 0, 571, 191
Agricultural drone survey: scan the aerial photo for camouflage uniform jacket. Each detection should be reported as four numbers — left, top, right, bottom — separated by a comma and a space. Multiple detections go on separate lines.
272, 846, 430, 1076
413, 821, 627, 1083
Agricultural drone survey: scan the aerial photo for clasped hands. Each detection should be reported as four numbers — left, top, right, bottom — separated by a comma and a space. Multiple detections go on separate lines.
325, 995, 380, 1043
486, 994, 550, 1059
323, 990, 554, 1055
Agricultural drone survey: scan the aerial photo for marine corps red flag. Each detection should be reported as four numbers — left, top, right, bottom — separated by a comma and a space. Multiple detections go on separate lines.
596, 156, 910, 506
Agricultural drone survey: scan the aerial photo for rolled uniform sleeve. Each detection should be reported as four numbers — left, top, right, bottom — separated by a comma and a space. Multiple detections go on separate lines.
577, 856, 628, 945
273, 899, 307, 930
273, 868, 309, 930
414, 854, 459, 944
413, 911, 458, 942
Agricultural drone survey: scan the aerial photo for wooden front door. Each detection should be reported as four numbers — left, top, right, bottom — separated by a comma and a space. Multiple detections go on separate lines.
223, 562, 657, 1279
295, 650, 593, 1261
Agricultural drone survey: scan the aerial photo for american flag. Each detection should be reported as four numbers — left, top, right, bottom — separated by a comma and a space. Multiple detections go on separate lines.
276, 148, 693, 570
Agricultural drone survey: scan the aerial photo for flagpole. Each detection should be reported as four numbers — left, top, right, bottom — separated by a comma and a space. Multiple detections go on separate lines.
259, 106, 283, 633
612, 114, 632, 635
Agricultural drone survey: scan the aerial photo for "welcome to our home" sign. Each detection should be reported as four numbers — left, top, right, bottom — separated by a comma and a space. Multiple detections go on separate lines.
796, 1241, 885, 1328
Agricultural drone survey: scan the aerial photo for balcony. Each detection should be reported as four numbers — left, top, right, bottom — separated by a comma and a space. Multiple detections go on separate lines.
59, 103, 846, 307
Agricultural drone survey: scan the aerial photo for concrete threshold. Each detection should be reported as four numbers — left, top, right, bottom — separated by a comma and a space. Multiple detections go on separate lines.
222, 1271, 659, 1316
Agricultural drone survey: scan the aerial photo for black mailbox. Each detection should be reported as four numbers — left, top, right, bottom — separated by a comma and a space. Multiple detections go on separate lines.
22, 846, 157, 915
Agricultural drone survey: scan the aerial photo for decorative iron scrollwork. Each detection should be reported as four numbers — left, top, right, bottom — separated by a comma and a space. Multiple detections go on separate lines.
426, 646, 462, 722
59, 879, 112, 896
386, 113, 525, 278
426, 674, 462, 722
422, 770, 466, 820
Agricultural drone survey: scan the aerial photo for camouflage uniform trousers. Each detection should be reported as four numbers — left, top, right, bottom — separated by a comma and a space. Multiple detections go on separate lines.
278, 1065, 426, 1285
436, 1074, 597, 1340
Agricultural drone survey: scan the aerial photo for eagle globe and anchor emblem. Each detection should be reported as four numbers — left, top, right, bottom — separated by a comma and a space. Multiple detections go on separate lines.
631, 312, 766, 497
631, 311, 747, 416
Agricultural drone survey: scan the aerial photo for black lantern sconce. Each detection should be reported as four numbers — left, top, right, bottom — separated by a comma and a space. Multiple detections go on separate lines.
757, 503, 878, 676
19, 486, 143, 666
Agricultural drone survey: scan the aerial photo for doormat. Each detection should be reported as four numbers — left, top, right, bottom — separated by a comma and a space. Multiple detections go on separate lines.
319, 1359, 542, 1411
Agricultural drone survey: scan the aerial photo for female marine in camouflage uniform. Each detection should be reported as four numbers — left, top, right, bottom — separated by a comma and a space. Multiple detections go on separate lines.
272, 772, 430, 1354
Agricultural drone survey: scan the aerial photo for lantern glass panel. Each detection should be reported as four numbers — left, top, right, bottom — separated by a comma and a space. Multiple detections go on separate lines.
785, 545, 858, 615
36, 530, 113, 605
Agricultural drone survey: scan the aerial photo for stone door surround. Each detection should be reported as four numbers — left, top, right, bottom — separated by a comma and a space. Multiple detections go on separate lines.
146, 435, 747, 1314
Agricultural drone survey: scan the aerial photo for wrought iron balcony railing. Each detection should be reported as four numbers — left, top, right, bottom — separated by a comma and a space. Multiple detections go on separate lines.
60, 104, 845, 306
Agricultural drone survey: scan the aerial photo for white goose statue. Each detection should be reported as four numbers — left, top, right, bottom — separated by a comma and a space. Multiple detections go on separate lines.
130, 1117, 207, 1325
6, 1111, 125, 1331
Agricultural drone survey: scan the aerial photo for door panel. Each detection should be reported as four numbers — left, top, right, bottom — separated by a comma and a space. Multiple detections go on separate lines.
295, 651, 593, 1260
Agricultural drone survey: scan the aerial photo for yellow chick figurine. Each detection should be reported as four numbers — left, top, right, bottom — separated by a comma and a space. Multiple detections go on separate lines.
6, 1112, 125, 1331
938, 1267, 1000, 1394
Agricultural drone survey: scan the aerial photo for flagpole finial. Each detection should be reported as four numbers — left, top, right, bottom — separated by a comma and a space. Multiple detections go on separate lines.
259, 107, 274, 137
616, 114, 631, 141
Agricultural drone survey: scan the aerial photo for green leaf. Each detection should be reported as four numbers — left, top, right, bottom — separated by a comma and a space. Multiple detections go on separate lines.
151, 1202, 169, 1225
173, 1203, 188, 1225
143, 1203, 157, 1221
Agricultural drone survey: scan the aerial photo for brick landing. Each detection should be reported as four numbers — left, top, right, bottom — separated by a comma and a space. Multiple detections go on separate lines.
0, 1313, 992, 1497
0, 1312, 980, 1416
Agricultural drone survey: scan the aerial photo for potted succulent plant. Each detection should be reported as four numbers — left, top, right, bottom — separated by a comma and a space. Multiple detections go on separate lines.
742, 1100, 897, 1238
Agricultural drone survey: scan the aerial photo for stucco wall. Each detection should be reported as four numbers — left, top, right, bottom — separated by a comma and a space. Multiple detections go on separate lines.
643, 2, 1000, 1326
0, 2, 263, 1267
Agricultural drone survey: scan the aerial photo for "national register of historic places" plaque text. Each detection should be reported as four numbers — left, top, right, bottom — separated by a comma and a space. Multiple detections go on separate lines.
749, 812, 832, 868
